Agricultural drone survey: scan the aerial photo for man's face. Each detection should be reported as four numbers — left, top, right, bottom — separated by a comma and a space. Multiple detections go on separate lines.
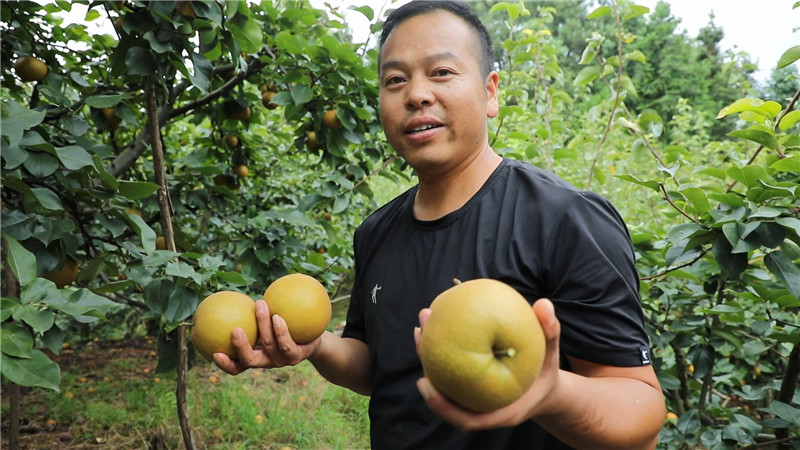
378, 10, 499, 178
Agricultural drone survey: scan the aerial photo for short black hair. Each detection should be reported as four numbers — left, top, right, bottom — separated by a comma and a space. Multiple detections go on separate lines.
378, 0, 494, 76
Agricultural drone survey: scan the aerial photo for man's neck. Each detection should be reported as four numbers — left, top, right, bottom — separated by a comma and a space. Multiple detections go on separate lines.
413, 149, 502, 221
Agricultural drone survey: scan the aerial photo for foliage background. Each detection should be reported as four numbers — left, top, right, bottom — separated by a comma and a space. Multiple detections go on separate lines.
1, 0, 799, 448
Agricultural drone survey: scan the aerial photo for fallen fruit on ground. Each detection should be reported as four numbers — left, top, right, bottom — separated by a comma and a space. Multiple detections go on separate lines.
263, 273, 331, 344
419, 278, 545, 412
14, 56, 48, 82
43, 257, 79, 288
191, 291, 258, 360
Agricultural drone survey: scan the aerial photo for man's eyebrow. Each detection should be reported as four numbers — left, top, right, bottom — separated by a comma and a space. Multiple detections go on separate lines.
380, 51, 461, 74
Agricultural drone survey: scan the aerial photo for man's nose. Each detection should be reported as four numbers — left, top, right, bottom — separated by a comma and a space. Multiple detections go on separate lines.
405, 78, 435, 109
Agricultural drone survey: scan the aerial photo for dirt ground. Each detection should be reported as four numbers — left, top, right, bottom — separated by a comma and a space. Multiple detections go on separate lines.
1, 335, 171, 450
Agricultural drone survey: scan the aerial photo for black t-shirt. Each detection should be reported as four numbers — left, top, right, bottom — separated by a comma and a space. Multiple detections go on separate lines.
343, 158, 652, 449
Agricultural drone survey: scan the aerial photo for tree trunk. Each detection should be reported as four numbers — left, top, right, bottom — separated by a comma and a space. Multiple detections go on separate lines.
146, 84, 194, 449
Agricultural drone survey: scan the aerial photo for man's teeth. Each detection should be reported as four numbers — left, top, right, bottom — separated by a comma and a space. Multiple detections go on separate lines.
408, 124, 439, 134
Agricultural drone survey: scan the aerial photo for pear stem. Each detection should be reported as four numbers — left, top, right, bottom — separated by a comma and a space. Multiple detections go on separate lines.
493, 348, 517, 358
453, 278, 462, 285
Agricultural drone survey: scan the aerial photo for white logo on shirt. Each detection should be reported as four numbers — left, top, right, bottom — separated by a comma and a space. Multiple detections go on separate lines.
371, 284, 381, 304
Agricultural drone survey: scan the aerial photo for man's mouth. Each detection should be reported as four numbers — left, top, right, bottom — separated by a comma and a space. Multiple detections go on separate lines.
405, 124, 442, 135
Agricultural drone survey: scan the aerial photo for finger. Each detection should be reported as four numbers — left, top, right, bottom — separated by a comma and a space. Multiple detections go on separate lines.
232, 327, 270, 368
254, 300, 277, 351
416, 378, 483, 432
271, 314, 301, 364
213, 352, 246, 375
418, 308, 432, 328
533, 298, 560, 342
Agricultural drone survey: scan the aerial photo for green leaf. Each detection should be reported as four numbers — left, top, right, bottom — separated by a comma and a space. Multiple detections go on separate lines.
118, 181, 161, 200
713, 234, 747, 278
166, 261, 196, 279
189, 51, 213, 93
778, 110, 800, 131
41, 326, 65, 355
727, 165, 770, 188
717, 98, 782, 119
614, 174, 660, 192
728, 129, 777, 149
84, 8, 100, 21
55, 145, 94, 171
764, 251, 800, 298
12, 305, 55, 334
749, 206, 784, 219
0, 100, 46, 153
679, 186, 711, 215
144, 279, 172, 315
227, 8, 263, 54
0, 323, 34, 358
30, 187, 63, 211
770, 155, 800, 173
776, 45, 800, 69
126, 213, 156, 253
348, 5, 373, 21
124, 46, 156, 77
753, 222, 786, 248
70, 289, 118, 322
332, 195, 350, 214
573, 66, 600, 86
587, 5, 611, 19
165, 284, 198, 324
1, 349, 61, 391
2, 235, 37, 286
274, 30, 306, 55
624, 50, 647, 64
23, 151, 59, 178
771, 400, 800, 425
489, 1, 527, 19
216, 271, 247, 285
1, 297, 19, 322
622, 5, 649, 22
85, 94, 127, 108
289, 85, 314, 106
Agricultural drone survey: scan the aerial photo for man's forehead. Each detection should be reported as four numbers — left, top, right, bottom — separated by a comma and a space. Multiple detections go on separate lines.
378, 11, 481, 70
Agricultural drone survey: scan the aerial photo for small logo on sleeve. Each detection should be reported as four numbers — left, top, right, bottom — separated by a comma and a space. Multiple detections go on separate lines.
640, 347, 652, 365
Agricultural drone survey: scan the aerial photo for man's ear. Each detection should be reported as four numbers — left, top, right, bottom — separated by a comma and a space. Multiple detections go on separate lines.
486, 71, 499, 118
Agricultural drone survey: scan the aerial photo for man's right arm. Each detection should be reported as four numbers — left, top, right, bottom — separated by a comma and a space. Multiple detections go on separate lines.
308, 332, 372, 396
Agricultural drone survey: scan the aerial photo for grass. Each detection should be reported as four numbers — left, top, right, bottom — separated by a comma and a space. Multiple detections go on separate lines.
1, 305, 371, 449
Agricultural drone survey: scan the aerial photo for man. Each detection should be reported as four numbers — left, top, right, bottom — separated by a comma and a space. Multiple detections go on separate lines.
214, 1, 665, 448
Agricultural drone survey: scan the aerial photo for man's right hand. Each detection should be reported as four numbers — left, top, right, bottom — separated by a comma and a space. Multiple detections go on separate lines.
213, 299, 322, 375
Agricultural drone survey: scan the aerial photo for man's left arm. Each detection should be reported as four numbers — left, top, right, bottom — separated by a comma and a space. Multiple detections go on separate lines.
415, 298, 665, 450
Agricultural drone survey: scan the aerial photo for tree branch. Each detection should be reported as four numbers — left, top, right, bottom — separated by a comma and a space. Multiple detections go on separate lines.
775, 342, 800, 444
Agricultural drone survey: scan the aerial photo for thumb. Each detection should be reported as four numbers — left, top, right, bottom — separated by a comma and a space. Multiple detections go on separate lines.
533, 298, 560, 347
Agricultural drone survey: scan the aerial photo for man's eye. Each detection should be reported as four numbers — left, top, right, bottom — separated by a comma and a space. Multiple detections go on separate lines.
433, 69, 453, 77
385, 76, 405, 86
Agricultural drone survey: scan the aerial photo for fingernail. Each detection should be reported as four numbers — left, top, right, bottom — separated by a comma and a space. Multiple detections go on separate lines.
272, 314, 284, 328
256, 300, 265, 314
417, 379, 431, 401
